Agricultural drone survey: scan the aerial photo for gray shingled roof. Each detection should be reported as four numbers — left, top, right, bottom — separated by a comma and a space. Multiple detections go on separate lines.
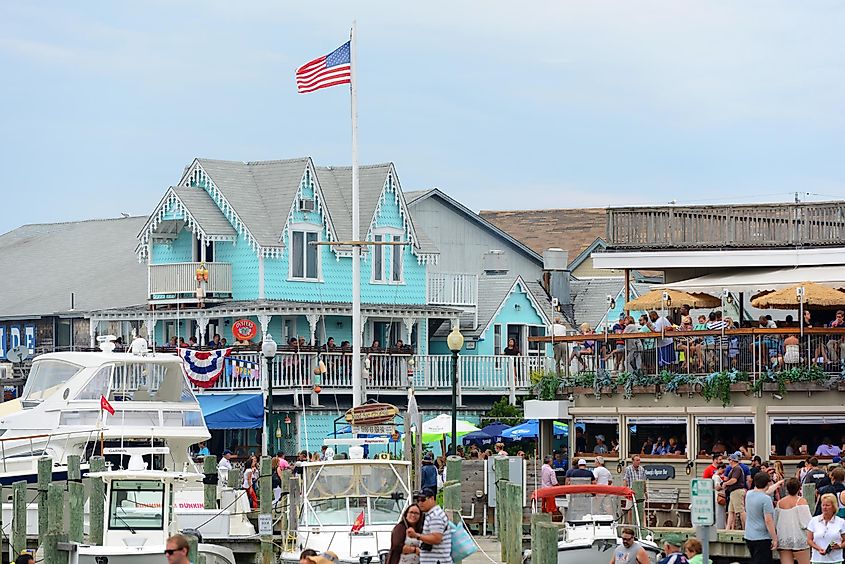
197, 158, 310, 247
0, 217, 149, 318
434, 275, 553, 337
570, 277, 655, 329
171, 185, 237, 237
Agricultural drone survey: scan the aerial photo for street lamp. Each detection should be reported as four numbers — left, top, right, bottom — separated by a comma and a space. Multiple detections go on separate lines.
446, 326, 464, 456
262, 334, 278, 456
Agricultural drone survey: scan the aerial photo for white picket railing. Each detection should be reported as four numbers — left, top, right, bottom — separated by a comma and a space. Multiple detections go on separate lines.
148, 262, 232, 296
196, 351, 550, 393
427, 273, 478, 306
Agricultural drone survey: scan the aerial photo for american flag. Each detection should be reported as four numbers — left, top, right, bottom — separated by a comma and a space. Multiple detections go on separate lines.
296, 41, 352, 94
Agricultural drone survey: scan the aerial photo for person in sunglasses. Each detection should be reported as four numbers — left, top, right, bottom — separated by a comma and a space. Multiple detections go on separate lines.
164, 535, 190, 564
407, 488, 452, 564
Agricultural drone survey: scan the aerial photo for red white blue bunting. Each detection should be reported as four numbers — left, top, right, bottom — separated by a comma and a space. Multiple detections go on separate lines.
180, 348, 232, 388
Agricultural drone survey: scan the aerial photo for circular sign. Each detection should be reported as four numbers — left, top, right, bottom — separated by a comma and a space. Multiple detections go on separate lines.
232, 319, 258, 341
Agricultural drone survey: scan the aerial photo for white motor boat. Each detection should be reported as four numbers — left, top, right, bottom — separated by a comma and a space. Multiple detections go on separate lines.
0, 349, 254, 539
525, 485, 662, 564
280, 456, 412, 564
68, 468, 236, 564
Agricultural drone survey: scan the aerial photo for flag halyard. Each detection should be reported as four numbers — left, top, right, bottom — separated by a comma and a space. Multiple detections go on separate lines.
296, 41, 352, 94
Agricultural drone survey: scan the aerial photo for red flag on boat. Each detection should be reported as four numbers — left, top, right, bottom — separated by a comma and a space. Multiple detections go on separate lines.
100, 395, 115, 415
351, 510, 365, 533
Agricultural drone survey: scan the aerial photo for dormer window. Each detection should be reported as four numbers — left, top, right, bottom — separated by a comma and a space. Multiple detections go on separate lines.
372, 228, 403, 284
290, 226, 320, 281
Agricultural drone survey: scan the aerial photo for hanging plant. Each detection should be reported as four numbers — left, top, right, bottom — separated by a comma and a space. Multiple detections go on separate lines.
700, 370, 749, 407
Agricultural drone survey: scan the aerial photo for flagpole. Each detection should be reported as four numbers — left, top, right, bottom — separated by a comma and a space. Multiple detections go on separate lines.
350, 21, 363, 408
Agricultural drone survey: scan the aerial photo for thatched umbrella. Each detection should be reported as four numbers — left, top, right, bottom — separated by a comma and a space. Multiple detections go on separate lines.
751, 281, 845, 309
626, 288, 721, 311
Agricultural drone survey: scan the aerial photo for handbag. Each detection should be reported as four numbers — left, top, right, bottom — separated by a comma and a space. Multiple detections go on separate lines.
449, 521, 478, 561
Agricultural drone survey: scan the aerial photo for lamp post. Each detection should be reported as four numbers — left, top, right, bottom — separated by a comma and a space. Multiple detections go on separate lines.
446, 327, 464, 456
262, 334, 278, 457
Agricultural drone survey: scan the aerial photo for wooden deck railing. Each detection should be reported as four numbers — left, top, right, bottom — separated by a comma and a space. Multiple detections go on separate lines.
148, 262, 232, 297
607, 202, 845, 248
426, 272, 478, 307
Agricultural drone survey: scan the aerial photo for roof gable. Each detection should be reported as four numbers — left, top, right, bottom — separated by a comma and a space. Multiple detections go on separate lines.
568, 237, 608, 272
478, 275, 552, 338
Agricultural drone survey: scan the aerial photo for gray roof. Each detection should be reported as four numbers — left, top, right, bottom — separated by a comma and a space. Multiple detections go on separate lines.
196, 158, 310, 247
570, 277, 655, 329
434, 274, 553, 338
0, 217, 149, 318
170, 185, 237, 237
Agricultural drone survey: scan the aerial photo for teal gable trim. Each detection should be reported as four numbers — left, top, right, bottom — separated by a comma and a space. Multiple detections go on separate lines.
152, 228, 193, 264
473, 281, 549, 356
215, 233, 259, 300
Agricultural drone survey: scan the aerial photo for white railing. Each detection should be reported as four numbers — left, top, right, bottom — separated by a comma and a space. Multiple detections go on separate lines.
194, 351, 551, 393
427, 273, 478, 307
148, 262, 232, 296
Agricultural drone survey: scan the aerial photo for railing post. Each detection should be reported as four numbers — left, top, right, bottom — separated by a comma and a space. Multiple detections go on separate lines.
509, 358, 516, 405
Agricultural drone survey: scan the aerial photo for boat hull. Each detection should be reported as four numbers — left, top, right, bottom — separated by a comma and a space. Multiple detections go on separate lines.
71, 543, 235, 564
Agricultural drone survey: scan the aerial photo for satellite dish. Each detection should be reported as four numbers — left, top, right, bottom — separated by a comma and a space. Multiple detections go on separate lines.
6, 346, 27, 363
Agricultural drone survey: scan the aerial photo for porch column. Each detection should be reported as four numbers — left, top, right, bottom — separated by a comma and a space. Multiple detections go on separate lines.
258, 314, 272, 339
306, 314, 319, 346
143, 316, 158, 346
196, 315, 209, 346
200, 236, 207, 263
402, 317, 416, 346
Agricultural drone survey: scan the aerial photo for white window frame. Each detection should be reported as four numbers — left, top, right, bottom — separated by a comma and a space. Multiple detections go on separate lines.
371, 227, 404, 285
288, 224, 322, 282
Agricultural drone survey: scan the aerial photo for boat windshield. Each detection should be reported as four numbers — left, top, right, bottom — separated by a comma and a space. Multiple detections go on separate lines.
21, 360, 83, 402
109, 362, 198, 403
567, 492, 622, 522
305, 462, 410, 499
108, 479, 165, 530
304, 496, 405, 527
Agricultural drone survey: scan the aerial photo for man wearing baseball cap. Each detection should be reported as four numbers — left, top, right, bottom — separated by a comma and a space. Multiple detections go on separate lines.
217, 449, 233, 486
657, 533, 688, 564
565, 459, 596, 485
724, 453, 746, 530
407, 488, 452, 564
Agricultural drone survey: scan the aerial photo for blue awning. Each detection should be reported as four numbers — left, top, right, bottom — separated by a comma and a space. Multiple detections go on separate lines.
197, 393, 263, 430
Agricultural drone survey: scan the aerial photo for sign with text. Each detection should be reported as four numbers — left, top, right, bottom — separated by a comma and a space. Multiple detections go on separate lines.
232, 319, 258, 342
690, 478, 715, 526
352, 424, 395, 435
643, 464, 676, 480
258, 513, 272, 536
345, 403, 399, 425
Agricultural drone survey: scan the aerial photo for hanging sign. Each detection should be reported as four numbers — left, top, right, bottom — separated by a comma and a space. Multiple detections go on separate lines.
643, 465, 676, 480
180, 348, 232, 388
232, 319, 258, 342
345, 403, 399, 426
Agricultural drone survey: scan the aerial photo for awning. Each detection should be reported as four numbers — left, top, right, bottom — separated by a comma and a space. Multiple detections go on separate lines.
696, 416, 754, 425
665, 266, 845, 293
197, 393, 263, 429
574, 416, 619, 424
770, 416, 845, 425
626, 416, 686, 425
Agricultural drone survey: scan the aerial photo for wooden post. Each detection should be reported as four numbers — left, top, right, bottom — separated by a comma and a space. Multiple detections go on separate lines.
530, 513, 552, 543
185, 532, 199, 564
632, 480, 646, 528
68, 455, 84, 544
12, 480, 26, 558
278, 468, 291, 531
505, 482, 523, 564
494, 457, 510, 561
88, 456, 106, 545
203, 455, 218, 509
447, 455, 463, 483
803, 482, 817, 508
46, 482, 64, 564
289, 475, 301, 539
442, 481, 462, 564
533, 522, 559, 564
38, 456, 52, 542
260, 456, 273, 564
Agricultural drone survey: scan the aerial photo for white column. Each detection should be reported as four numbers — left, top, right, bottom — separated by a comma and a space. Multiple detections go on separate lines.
350, 21, 362, 407
306, 314, 319, 345
196, 315, 209, 346
258, 314, 271, 339
143, 316, 158, 346
402, 317, 415, 345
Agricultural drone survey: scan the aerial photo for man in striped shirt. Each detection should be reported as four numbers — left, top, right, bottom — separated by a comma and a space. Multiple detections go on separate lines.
408, 488, 452, 564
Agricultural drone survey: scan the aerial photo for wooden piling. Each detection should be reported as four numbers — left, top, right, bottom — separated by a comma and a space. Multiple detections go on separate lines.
88, 456, 105, 545
289, 475, 301, 540
260, 456, 273, 564
38, 457, 51, 542
803, 482, 817, 507
278, 468, 291, 531
203, 455, 218, 509
68, 454, 84, 544
446, 455, 463, 483
530, 512, 552, 542
185, 532, 199, 564
533, 522, 559, 564
46, 482, 64, 564
504, 482, 522, 564
442, 481, 463, 564
632, 480, 646, 528
12, 480, 26, 558
493, 456, 510, 560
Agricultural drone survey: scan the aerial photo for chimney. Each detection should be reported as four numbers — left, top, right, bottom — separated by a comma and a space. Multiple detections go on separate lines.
543, 248, 570, 312
482, 250, 508, 276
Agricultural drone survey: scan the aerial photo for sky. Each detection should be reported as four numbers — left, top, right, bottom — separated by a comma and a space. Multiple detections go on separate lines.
1, 1, 843, 235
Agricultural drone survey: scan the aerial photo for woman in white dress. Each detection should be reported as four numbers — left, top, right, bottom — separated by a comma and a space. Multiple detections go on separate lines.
712, 463, 728, 530
777, 477, 812, 564
806, 493, 845, 564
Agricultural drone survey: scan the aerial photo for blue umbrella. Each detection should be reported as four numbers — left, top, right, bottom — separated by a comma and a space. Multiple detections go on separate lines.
461, 422, 510, 446
502, 420, 569, 440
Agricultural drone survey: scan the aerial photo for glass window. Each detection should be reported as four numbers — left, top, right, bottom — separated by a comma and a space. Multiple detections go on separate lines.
373, 235, 384, 281
628, 418, 687, 457
528, 326, 545, 353
494, 325, 502, 355
291, 231, 304, 278
109, 480, 165, 530
22, 360, 83, 401
306, 232, 318, 279
392, 243, 402, 282
770, 417, 845, 458
291, 230, 319, 280
574, 418, 619, 457
76, 366, 112, 400
696, 417, 754, 458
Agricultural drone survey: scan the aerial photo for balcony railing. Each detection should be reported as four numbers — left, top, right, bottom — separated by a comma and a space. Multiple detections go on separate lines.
148, 262, 232, 298
607, 202, 845, 249
427, 273, 478, 307
188, 351, 549, 394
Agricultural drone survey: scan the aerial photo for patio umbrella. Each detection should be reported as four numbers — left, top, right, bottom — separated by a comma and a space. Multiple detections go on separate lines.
751, 281, 845, 309
461, 422, 511, 446
421, 414, 480, 443
625, 289, 721, 311
501, 420, 568, 440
